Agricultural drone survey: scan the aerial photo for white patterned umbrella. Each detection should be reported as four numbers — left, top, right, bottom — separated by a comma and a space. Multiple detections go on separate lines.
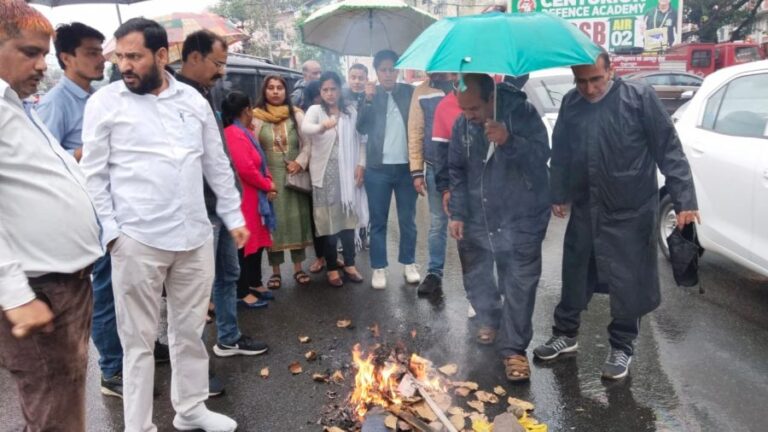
300, 0, 436, 56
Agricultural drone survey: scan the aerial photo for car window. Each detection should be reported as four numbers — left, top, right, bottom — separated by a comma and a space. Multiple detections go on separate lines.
644, 74, 673, 86
701, 85, 726, 130
691, 50, 712, 68
525, 75, 575, 114
706, 73, 768, 138
734, 46, 760, 63
673, 74, 703, 86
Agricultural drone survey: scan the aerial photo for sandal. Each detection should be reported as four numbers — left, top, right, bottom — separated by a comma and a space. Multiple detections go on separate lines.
343, 267, 364, 283
327, 270, 344, 287
250, 287, 275, 301
293, 271, 311, 285
267, 274, 282, 290
503, 355, 531, 382
477, 326, 497, 345
309, 258, 325, 274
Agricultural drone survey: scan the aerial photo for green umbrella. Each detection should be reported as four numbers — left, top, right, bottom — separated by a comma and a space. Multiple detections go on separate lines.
396, 11, 602, 76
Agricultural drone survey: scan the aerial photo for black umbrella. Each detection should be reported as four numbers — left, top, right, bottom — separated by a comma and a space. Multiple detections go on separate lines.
666, 223, 705, 292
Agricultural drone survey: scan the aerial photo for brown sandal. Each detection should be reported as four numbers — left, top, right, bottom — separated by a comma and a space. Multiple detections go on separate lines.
503, 355, 531, 382
477, 326, 497, 345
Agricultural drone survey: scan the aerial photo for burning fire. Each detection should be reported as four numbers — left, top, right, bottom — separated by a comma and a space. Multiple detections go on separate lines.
349, 345, 446, 419
349, 344, 402, 418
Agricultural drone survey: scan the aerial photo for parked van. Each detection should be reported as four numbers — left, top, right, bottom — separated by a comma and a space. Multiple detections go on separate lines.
613, 42, 765, 77
210, 52, 302, 111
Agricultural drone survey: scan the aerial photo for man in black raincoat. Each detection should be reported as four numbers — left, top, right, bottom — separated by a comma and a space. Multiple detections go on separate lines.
533, 53, 700, 380
448, 74, 551, 382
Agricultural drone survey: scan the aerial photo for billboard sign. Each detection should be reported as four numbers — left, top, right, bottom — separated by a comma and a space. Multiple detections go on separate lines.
509, 0, 683, 53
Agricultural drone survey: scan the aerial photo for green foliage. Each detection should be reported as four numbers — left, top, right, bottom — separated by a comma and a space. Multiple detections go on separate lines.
292, 10, 343, 75
685, 0, 760, 42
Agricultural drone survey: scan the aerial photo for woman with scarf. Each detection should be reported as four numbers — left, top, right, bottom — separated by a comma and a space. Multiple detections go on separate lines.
302, 71, 368, 287
222, 91, 276, 307
252, 76, 314, 290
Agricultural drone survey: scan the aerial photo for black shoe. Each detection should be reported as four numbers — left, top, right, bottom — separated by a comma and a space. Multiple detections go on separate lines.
154, 340, 170, 364
213, 336, 269, 358
100, 372, 123, 398
100, 372, 161, 398
417, 273, 442, 296
601, 348, 632, 380
533, 335, 578, 360
209, 371, 225, 398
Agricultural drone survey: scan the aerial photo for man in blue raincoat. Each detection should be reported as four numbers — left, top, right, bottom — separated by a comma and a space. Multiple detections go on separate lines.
448, 73, 551, 382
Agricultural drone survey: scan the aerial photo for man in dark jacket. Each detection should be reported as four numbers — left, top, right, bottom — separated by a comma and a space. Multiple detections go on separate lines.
449, 74, 551, 382
357, 50, 418, 289
534, 53, 699, 380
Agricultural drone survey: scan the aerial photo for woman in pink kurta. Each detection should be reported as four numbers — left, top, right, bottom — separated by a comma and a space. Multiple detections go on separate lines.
222, 91, 276, 306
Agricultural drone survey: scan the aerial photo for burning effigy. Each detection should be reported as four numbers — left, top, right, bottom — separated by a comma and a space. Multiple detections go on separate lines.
317, 334, 547, 432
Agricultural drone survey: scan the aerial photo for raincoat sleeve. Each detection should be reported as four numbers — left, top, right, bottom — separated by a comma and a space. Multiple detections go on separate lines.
448, 120, 469, 222
356, 97, 375, 135
549, 98, 571, 205
641, 87, 698, 212
497, 102, 550, 170
407, 83, 427, 177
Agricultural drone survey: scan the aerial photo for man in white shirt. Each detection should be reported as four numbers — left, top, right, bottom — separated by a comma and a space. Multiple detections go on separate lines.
81, 18, 248, 432
0, 2, 103, 430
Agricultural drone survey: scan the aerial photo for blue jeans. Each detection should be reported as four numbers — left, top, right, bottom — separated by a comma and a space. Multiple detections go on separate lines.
425, 163, 448, 278
211, 216, 242, 345
91, 253, 122, 378
364, 164, 418, 269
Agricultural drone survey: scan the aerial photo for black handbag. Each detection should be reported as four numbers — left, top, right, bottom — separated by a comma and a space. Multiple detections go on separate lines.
666, 223, 705, 292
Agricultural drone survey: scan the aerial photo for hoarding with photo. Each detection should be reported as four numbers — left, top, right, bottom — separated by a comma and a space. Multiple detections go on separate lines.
509, 0, 683, 53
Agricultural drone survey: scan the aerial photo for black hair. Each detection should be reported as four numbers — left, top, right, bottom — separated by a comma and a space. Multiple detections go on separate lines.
318, 71, 349, 116
254, 75, 300, 135
373, 49, 398, 70
462, 73, 495, 102
53, 22, 104, 70
221, 90, 251, 128
598, 50, 611, 70
348, 63, 368, 76
114, 17, 168, 54
301, 79, 322, 112
182, 30, 228, 63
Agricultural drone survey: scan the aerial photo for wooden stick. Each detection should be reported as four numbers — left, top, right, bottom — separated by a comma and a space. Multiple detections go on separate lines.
387, 406, 433, 432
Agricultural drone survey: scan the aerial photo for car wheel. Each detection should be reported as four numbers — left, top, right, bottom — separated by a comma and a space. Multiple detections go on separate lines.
658, 193, 676, 259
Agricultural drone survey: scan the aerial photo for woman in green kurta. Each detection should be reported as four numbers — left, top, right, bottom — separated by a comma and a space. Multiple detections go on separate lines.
252, 75, 314, 289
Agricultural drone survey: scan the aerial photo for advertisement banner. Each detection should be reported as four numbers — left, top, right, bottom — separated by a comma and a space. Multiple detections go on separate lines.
509, 0, 682, 53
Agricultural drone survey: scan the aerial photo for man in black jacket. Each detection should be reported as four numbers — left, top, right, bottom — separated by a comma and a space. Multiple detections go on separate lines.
448, 73, 551, 382
176, 31, 268, 392
357, 50, 418, 289
534, 52, 699, 380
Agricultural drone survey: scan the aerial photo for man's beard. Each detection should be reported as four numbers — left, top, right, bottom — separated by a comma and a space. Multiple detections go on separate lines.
123, 63, 163, 95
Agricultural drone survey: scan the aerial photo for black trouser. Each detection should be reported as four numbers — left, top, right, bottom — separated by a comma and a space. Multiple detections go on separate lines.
237, 248, 264, 298
309, 197, 325, 258
458, 239, 543, 356
323, 229, 355, 271
553, 252, 641, 355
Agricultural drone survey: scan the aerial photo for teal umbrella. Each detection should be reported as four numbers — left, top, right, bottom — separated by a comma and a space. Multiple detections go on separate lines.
396, 12, 602, 76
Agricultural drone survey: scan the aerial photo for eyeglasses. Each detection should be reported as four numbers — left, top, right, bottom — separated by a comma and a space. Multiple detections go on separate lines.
205, 56, 226, 70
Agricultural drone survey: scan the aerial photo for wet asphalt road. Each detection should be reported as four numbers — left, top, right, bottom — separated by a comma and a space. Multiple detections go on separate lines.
2, 199, 768, 432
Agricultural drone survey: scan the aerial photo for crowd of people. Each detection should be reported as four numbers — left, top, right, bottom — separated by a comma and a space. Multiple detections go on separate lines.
0, 0, 703, 431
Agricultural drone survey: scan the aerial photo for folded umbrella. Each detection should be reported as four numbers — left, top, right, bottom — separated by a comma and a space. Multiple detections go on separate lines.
667, 223, 705, 290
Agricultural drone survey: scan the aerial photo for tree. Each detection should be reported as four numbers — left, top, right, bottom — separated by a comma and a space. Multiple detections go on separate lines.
211, 0, 302, 59
291, 10, 342, 75
685, 0, 763, 42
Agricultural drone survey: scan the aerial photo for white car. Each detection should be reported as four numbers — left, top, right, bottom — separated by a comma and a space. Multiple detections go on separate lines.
658, 60, 768, 277
522, 67, 574, 145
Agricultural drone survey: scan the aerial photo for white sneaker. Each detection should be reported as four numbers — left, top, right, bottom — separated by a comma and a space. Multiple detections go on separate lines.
372, 268, 387, 289
173, 409, 237, 432
403, 264, 420, 284
467, 304, 477, 318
